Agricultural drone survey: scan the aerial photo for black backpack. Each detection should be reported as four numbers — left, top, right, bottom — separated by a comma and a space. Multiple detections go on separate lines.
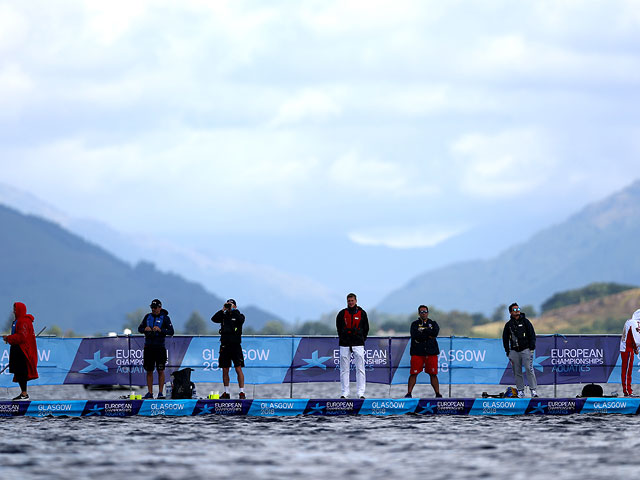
171, 368, 194, 399
580, 383, 604, 397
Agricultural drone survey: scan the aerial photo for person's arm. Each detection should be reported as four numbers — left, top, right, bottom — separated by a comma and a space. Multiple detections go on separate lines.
361, 310, 369, 341
162, 316, 175, 336
138, 315, 148, 335
502, 323, 510, 355
629, 321, 640, 354
5, 319, 26, 345
527, 320, 536, 351
211, 310, 225, 324
621, 321, 628, 343
230, 310, 245, 326
336, 311, 344, 336
410, 320, 419, 340
428, 320, 440, 338
413, 321, 431, 341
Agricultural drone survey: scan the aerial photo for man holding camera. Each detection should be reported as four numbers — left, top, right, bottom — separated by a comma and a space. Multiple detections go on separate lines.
211, 299, 246, 399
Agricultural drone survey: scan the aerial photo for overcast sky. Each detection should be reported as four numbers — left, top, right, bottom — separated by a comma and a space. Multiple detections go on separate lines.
1, 1, 640, 316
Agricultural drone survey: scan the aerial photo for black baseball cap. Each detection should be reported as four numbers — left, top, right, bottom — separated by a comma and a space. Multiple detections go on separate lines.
150, 299, 162, 308
226, 299, 236, 306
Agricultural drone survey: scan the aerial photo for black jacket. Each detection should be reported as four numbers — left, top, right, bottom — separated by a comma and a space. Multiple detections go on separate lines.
336, 306, 369, 347
410, 318, 440, 356
502, 313, 536, 354
211, 309, 245, 344
138, 309, 174, 347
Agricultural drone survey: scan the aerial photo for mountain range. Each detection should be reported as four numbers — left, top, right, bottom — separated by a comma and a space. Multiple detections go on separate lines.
378, 179, 640, 315
0, 183, 542, 323
3, 178, 640, 333
0, 204, 282, 334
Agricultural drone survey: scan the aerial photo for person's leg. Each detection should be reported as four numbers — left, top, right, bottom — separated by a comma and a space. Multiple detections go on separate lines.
407, 356, 424, 396
235, 366, 245, 389
339, 346, 351, 397
522, 349, 538, 392
156, 346, 167, 395
628, 351, 635, 395
429, 374, 441, 397
425, 355, 441, 397
508, 350, 525, 393
12, 375, 28, 400
621, 351, 629, 395
143, 346, 154, 395
353, 346, 366, 398
158, 369, 165, 395
407, 374, 417, 395
218, 344, 232, 397
146, 370, 154, 395
623, 350, 634, 395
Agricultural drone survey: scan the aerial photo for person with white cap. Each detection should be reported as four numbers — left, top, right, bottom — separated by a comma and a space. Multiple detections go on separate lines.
620, 309, 640, 396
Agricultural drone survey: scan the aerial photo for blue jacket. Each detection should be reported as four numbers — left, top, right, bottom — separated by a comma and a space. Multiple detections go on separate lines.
138, 309, 174, 346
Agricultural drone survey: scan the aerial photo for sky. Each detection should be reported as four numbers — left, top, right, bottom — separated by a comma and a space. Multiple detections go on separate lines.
1, 0, 640, 321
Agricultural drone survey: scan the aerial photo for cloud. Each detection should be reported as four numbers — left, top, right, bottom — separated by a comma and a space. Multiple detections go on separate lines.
348, 225, 466, 249
2, 1, 640, 235
0, 3, 28, 54
328, 151, 437, 196
268, 89, 342, 127
0, 64, 34, 114
82, 0, 151, 45
451, 128, 557, 198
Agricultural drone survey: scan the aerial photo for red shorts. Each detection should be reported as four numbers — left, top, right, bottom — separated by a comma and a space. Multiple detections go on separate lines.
410, 355, 438, 375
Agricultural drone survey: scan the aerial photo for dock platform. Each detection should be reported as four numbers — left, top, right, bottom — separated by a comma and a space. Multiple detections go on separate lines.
0, 397, 635, 417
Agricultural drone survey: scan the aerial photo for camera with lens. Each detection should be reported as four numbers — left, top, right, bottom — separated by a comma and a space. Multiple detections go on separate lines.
224, 303, 232, 310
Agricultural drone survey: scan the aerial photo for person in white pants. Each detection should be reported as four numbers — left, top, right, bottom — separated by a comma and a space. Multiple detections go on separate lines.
336, 293, 369, 399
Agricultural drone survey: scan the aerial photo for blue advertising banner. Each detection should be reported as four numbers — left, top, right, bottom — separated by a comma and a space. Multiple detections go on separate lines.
184, 336, 298, 384
0, 337, 82, 386
500, 335, 620, 386
62, 336, 192, 386
392, 337, 509, 385
287, 337, 407, 384
2, 397, 639, 417
0, 335, 631, 388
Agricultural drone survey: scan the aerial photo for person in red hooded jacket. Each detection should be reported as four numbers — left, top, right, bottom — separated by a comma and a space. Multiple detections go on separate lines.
3, 302, 38, 400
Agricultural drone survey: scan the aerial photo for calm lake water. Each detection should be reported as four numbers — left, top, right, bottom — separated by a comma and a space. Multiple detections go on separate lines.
0, 383, 637, 480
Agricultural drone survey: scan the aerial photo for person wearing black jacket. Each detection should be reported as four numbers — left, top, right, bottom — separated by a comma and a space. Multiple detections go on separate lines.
502, 302, 538, 398
336, 293, 369, 399
138, 298, 174, 399
405, 305, 442, 398
211, 298, 246, 399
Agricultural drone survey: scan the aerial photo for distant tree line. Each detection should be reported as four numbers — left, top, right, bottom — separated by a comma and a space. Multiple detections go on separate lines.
541, 282, 637, 312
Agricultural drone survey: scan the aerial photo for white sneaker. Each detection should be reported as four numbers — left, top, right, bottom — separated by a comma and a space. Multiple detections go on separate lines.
517, 390, 525, 398
531, 389, 538, 398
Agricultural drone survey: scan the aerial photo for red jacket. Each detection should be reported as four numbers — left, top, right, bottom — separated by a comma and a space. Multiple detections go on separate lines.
6, 302, 39, 381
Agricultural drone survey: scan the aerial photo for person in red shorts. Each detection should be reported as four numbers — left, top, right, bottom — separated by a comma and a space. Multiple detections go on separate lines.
620, 309, 640, 396
405, 305, 442, 398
